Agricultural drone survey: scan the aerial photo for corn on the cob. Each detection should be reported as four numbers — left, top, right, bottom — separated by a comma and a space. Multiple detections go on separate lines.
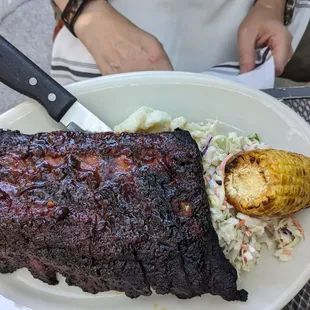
224, 149, 310, 216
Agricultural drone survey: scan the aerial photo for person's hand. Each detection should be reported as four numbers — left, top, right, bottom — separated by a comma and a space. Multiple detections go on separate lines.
238, 0, 293, 76
74, 0, 173, 75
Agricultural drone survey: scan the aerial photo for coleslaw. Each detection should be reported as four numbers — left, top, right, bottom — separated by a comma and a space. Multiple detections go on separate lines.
115, 107, 304, 275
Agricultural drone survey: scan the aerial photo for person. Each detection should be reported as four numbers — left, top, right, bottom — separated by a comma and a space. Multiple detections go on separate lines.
51, 0, 309, 86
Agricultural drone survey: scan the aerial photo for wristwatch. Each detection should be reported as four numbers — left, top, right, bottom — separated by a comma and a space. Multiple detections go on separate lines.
61, 0, 92, 37
284, 0, 296, 25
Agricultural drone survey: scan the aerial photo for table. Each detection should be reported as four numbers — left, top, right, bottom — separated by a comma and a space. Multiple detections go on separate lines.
273, 96, 310, 310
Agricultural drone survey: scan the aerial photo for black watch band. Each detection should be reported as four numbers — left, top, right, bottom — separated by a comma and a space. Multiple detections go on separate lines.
61, 0, 91, 37
284, 0, 296, 25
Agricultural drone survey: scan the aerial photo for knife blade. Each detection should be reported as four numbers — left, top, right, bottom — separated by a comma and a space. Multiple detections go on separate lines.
262, 86, 310, 100
0, 35, 111, 133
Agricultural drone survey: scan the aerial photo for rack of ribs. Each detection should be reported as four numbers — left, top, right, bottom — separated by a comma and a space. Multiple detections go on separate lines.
0, 129, 247, 301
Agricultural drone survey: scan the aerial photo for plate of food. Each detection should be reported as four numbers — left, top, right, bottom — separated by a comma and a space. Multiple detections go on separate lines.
0, 71, 310, 310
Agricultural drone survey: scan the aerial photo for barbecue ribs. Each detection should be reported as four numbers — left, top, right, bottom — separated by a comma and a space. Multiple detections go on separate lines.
0, 129, 247, 301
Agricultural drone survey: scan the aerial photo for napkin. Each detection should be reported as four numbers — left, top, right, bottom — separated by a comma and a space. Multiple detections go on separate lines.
202, 48, 275, 90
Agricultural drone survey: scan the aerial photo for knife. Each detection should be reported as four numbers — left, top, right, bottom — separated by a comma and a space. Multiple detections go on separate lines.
262, 86, 310, 100
0, 35, 111, 133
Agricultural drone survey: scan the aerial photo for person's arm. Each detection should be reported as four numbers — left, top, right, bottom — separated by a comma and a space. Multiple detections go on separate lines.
54, 0, 69, 11
255, 0, 286, 20
53, 0, 173, 75
238, 0, 292, 76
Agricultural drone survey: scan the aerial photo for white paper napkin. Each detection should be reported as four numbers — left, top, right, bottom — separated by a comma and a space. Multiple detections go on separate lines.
202, 53, 275, 90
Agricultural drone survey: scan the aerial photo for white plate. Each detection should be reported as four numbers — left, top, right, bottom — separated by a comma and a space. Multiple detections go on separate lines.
0, 72, 310, 310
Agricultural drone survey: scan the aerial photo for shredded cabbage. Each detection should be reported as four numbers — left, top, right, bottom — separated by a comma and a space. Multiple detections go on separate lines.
114, 107, 304, 275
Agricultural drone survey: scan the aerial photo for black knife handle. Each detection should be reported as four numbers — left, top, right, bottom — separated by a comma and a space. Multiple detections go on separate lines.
0, 35, 77, 122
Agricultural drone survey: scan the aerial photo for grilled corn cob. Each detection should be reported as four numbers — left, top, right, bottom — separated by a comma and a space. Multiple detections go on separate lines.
224, 149, 310, 216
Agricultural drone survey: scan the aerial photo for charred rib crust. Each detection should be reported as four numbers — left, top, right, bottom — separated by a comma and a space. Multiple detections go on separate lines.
0, 129, 247, 301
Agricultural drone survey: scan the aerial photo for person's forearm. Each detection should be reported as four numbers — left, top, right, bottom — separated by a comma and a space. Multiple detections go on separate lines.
255, 0, 286, 21
54, 0, 109, 12
54, 0, 173, 75
53, 0, 112, 36
54, 0, 69, 11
